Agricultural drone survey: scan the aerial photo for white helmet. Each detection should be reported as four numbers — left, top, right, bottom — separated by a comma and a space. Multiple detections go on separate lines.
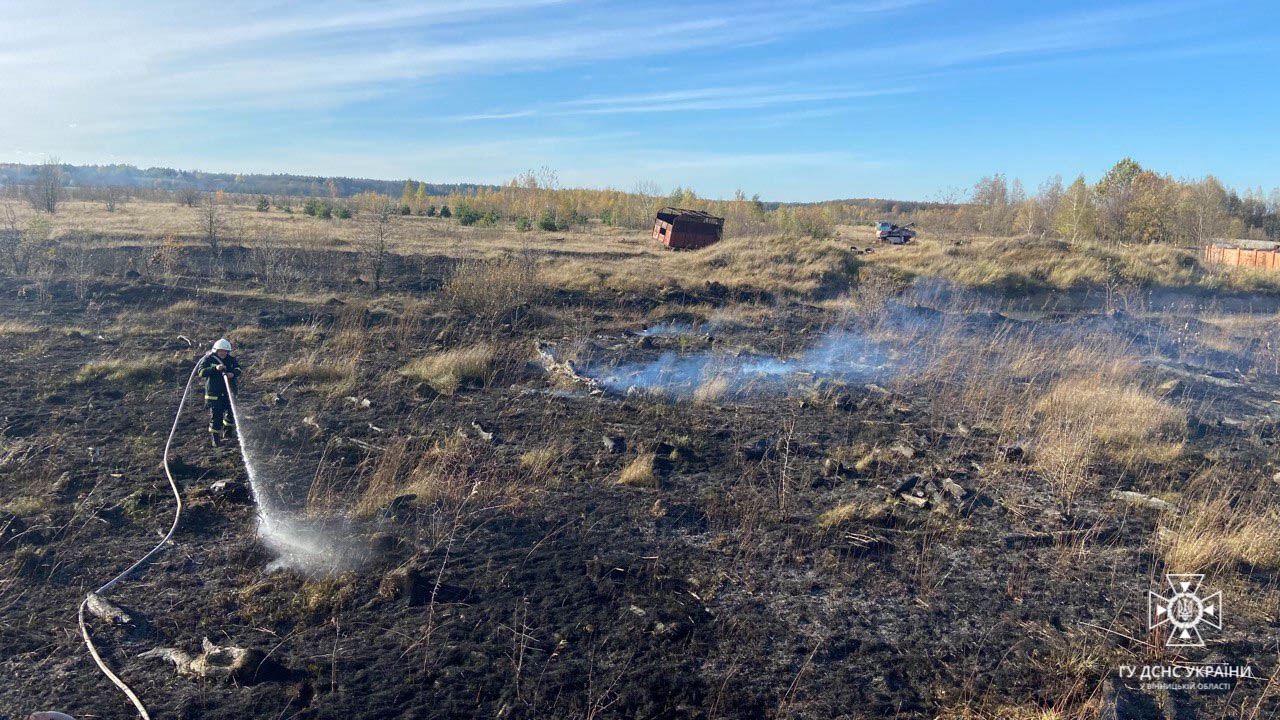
212, 338, 232, 352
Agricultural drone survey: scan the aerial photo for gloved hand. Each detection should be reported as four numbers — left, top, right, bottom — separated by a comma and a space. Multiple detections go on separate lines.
216, 364, 227, 372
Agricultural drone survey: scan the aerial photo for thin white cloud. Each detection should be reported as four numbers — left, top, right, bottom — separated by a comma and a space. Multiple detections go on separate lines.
448, 84, 913, 121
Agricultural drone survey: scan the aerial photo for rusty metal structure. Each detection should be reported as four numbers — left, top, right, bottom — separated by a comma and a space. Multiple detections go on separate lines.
1203, 241, 1280, 272
653, 207, 724, 250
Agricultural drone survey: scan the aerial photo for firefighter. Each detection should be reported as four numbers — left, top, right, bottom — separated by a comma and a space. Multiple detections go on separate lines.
199, 338, 242, 447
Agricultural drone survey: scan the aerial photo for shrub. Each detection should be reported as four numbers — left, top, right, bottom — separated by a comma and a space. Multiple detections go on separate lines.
455, 203, 483, 226
515, 216, 533, 232
303, 198, 335, 219
255, 195, 270, 212
335, 206, 351, 219
399, 204, 411, 216
439, 205, 451, 218
537, 209, 559, 231
441, 255, 542, 327
426, 206, 437, 217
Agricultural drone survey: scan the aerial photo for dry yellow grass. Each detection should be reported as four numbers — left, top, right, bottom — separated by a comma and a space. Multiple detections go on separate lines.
74, 357, 166, 384
399, 343, 495, 396
0, 321, 39, 336
225, 325, 269, 344
692, 375, 730, 405
617, 453, 658, 488
1031, 376, 1184, 508
23, 197, 1280, 298
519, 446, 557, 474
260, 357, 357, 396
816, 499, 891, 529
862, 235, 1202, 292
1035, 377, 1184, 461
353, 436, 415, 517
2, 496, 48, 516
538, 232, 855, 297
1161, 497, 1280, 574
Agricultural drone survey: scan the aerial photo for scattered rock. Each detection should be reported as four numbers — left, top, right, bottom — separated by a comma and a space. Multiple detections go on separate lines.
471, 421, 495, 443
209, 479, 251, 503
897, 493, 928, 509
602, 435, 626, 454
51, 472, 75, 497
940, 477, 966, 501
895, 475, 922, 495
1001, 439, 1030, 461
823, 457, 850, 478
85, 592, 132, 625
1110, 490, 1178, 513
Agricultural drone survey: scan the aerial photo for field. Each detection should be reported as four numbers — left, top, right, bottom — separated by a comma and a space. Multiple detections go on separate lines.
2, 198, 1280, 719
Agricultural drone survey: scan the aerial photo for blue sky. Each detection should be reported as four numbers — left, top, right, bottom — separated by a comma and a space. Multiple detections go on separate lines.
3, 0, 1277, 201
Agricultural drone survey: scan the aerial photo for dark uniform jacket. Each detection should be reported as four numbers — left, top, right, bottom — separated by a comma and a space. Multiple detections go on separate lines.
199, 353, 242, 400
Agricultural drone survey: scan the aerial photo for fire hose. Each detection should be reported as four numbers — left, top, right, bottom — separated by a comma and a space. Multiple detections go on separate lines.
77, 351, 224, 719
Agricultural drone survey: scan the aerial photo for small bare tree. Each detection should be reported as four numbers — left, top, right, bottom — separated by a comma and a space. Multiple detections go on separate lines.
198, 191, 228, 253
0, 199, 19, 276
360, 200, 395, 291
27, 158, 63, 214
15, 215, 51, 277
102, 185, 128, 212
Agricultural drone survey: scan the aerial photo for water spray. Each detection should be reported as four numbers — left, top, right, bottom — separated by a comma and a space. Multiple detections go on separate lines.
220, 363, 363, 574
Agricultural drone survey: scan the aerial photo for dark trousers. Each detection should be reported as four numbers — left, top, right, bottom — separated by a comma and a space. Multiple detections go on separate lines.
208, 396, 235, 435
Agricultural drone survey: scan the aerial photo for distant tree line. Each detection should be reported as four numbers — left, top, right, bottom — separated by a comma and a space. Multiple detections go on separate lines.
0, 163, 494, 200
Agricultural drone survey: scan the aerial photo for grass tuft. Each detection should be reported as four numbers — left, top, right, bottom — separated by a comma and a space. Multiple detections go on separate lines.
617, 453, 658, 488
399, 343, 495, 396
74, 357, 165, 385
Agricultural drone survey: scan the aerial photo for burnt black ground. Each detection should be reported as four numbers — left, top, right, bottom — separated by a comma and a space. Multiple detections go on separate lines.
1, 247, 1278, 720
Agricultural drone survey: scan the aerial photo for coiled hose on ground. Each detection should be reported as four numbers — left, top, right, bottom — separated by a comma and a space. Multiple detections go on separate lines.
77, 351, 213, 719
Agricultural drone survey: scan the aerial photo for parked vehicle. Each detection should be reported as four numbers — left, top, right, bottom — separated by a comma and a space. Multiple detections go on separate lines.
875, 221, 917, 244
